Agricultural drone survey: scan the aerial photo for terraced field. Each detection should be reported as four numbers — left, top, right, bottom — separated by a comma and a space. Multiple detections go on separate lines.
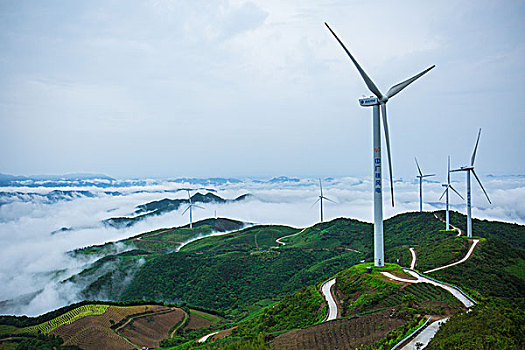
50, 304, 172, 350
271, 309, 406, 350
119, 308, 185, 347
24, 304, 109, 334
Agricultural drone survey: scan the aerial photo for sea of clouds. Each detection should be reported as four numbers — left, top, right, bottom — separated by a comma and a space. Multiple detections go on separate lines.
0, 175, 524, 316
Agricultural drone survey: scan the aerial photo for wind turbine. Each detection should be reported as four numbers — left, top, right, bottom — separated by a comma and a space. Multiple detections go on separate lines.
451, 129, 491, 237
181, 190, 204, 229
415, 157, 435, 212
325, 22, 435, 267
312, 179, 335, 223
439, 156, 464, 230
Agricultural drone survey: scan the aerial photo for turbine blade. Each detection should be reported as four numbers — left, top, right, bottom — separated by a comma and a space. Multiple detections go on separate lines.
423, 174, 436, 178
194, 205, 205, 210
381, 103, 394, 207
182, 206, 190, 215
311, 198, 320, 208
324, 22, 383, 99
471, 128, 481, 166
324, 197, 337, 204
386, 65, 436, 99
439, 187, 447, 201
449, 185, 464, 200
415, 157, 423, 177
450, 168, 465, 173
472, 169, 491, 204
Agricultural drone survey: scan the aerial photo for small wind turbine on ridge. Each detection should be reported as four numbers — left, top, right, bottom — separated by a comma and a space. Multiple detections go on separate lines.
415, 157, 435, 212
182, 190, 204, 229
325, 22, 435, 267
439, 156, 463, 230
312, 179, 335, 223
450, 129, 491, 237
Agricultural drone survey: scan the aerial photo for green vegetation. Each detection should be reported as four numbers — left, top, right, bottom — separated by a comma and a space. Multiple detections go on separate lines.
426, 299, 525, 349
23, 304, 109, 334
4, 334, 80, 350
429, 239, 525, 299
413, 237, 469, 271
233, 285, 325, 337
440, 210, 525, 249
336, 263, 462, 317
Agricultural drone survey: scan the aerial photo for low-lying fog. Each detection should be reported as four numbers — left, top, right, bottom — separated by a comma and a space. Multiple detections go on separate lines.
1, 175, 523, 316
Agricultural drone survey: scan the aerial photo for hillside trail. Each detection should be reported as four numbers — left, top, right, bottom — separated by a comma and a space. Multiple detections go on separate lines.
320, 278, 338, 322
275, 227, 307, 246
434, 213, 463, 236
170, 310, 188, 338
423, 239, 480, 274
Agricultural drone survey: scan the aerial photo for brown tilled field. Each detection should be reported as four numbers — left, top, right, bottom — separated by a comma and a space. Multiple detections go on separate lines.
271, 310, 406, 350
51, 305, 173, 350
120, 308, 185, 347
184, 311, 215, 330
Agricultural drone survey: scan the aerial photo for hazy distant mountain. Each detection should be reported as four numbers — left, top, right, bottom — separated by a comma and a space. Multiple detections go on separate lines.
104, 192, 252, 228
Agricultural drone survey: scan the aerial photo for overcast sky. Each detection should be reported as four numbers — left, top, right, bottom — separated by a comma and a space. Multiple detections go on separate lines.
1, 0, 524, 179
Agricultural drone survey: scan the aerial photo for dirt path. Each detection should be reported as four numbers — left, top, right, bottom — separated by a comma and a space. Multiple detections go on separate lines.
434, 213, 463, 236
197, 331, 220, 343
409, 247, 417, 269
424, 239, 480, 274
170, 310, 188, 338
275, 228, 306, 246
320, 278, 338, 322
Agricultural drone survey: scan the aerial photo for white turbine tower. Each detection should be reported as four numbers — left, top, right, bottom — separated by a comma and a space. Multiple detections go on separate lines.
439, 156, 463, 230
451, 129, 491, 237
325, 23, 435, 267
415, 157, 435, 212
182, 190, 204, 229
312, 179, 335, 223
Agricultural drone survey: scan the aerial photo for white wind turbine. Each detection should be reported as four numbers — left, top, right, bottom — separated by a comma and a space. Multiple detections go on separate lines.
451, 129, 491, 237
439, 156, 464, 230
182, 190, 204, 229
325, 22, 435, 267
415, 157, 435, 212
312, 179, 335, 223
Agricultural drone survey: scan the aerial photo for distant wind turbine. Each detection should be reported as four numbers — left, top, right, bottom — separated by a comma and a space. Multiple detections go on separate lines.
182, 190, 204, 229
451, 129, 491, 237
312, 179, 335, 223
325, 22, 435, 267
439, 156, 464, 230
415, 157, 435, 212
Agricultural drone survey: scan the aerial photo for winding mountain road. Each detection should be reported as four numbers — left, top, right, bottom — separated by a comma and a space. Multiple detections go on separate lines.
381, 269, 474, 308
320, 278, 338, 322
409, 247, 417, 269
424, 239, 479, 274
275, 228, 306, 246
400, 317, 449, 350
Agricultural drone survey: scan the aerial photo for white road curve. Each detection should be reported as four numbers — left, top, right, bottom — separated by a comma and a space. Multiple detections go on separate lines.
196, 331, 219, 343
275, 228, 306, 246
320, 278, 338, 321
381, 270, 474, 308
409, 248, 417, 269
400, 317, 449, 350
424, 239, 479, 274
